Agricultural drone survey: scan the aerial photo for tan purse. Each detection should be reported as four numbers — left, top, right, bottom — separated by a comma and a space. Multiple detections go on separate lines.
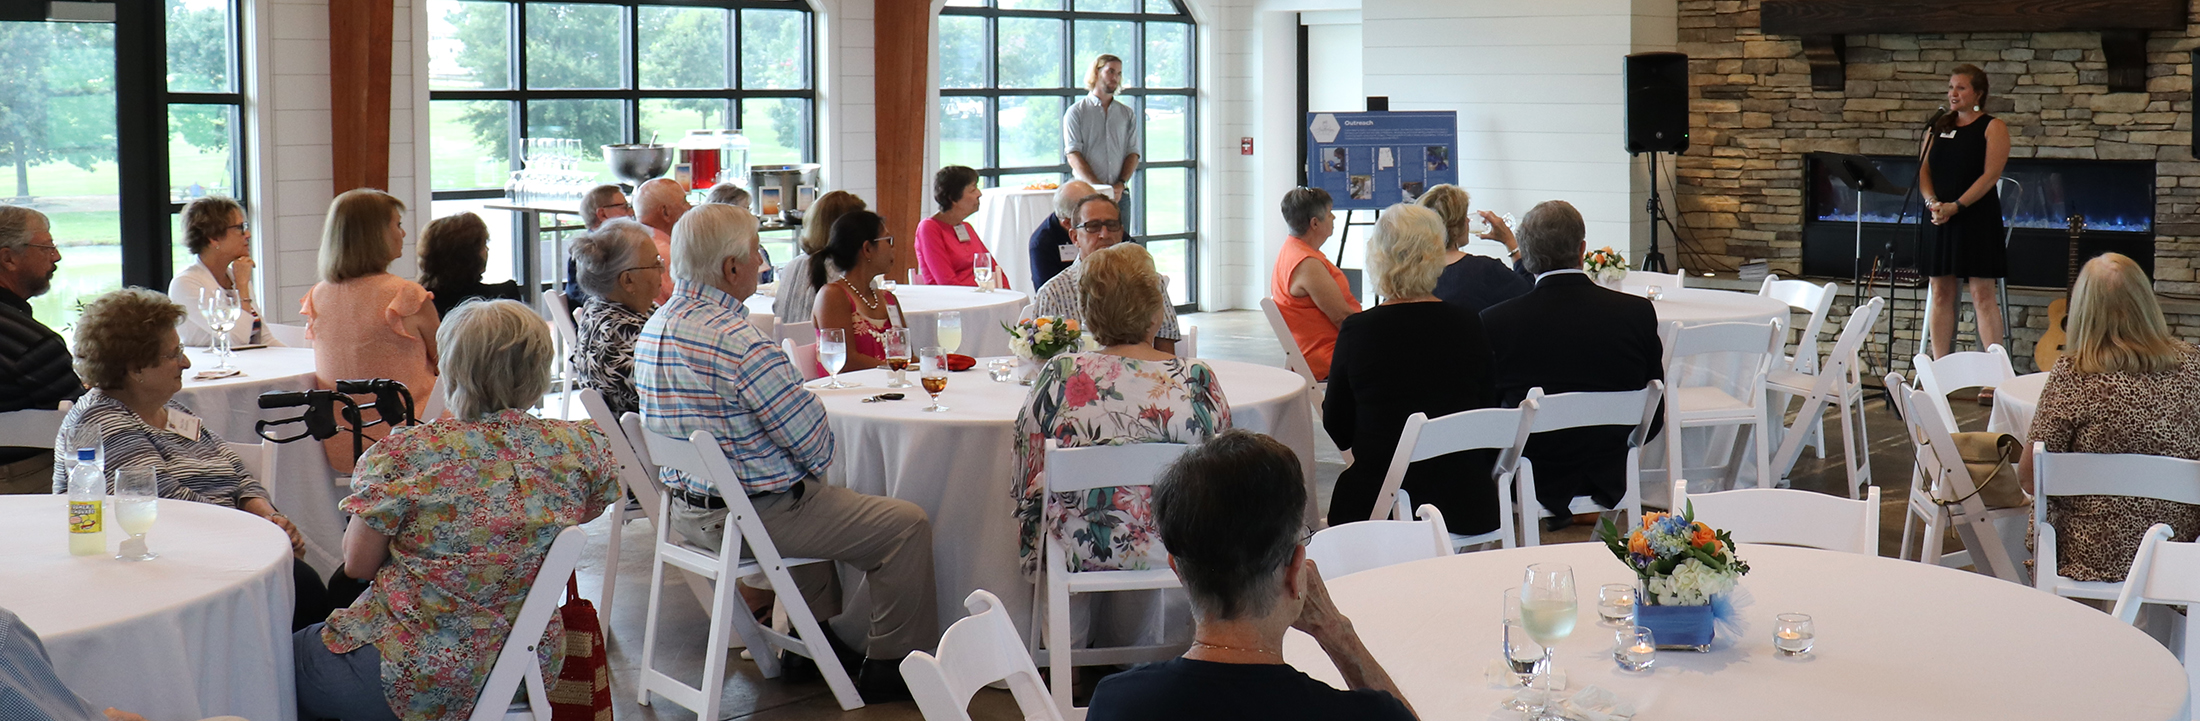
1943, 431, 2031, 510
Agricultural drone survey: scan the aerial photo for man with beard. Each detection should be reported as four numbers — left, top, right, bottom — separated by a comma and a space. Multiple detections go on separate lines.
1063, 54, 1141, 202
0, 206, 85, 492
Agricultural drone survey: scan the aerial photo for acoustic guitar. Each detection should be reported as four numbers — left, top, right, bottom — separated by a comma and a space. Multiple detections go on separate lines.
2033, 213, 2085, 370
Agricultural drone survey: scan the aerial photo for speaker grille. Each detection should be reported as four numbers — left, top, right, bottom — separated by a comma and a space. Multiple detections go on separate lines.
1626, 52, 1690, 154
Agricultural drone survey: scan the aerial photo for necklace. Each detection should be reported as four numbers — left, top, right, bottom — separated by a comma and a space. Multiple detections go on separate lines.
1191, 639, 1281, 658
843, 278, 882, 311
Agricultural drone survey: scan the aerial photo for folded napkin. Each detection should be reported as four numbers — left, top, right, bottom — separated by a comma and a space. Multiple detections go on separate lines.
192, 369, 244, 381
1561, 685, 1637, 721
946, 354, 977, 371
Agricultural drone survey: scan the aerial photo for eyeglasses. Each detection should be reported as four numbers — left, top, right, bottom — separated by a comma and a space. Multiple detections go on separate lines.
870, 235, 896, 247
163, 345, 189, 363
619, 263, 663, 275
1074, 220, 1124, 233
604, 202, 631, 211
226, 222, 250, 233
21, 242, 59, 256
1300, 524, 1317, 547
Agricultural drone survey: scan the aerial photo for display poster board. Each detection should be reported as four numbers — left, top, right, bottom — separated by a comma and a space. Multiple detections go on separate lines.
1305, 111, 1459, 210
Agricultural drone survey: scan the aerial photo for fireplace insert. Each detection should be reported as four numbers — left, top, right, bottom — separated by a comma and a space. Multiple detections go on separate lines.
1800, 155, 2155, 287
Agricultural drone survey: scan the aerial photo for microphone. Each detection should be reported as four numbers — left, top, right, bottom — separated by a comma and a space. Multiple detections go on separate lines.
1924, 105, 1948, 127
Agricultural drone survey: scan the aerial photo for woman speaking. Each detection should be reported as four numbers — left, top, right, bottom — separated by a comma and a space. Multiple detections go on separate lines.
1919, 63, 2011, 359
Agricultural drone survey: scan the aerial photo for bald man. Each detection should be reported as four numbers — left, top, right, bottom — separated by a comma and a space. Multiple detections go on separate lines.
633, 178, 692, 305
1027, 179, 1096, 289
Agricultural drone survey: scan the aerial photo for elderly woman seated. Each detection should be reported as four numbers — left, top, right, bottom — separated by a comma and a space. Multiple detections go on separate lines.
50, 288, 327, 630
567, 219, 661, 416
295, 299, 619, 721
1013, 242, 1232, 577
417, 212, 524, 319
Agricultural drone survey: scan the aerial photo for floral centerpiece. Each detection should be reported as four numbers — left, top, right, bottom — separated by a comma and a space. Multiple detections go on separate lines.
1597, 505, 1751, 650
1002, 316, 1095, 384
1584, 246, 1628, 288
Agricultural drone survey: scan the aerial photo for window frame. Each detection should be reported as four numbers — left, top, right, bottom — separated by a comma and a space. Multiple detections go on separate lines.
426, 0, 820, 202
161, 0, 252, 277
939, 0, 1199, 310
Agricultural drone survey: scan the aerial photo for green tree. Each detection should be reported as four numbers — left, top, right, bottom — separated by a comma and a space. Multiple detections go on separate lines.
166, 1, 235, 153
0, 22, 116, 199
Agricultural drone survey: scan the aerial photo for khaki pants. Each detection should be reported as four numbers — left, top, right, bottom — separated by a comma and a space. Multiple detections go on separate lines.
0, 454, 54, 495
669, 478, 937, 660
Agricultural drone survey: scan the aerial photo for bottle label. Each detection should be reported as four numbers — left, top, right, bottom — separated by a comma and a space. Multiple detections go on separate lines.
70, 501, 102, 534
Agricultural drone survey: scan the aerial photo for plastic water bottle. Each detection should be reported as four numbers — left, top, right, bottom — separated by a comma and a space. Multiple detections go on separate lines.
67, 448, 105, 556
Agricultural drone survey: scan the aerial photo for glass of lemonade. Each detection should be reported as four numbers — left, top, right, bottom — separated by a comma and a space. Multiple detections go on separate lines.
936, 311, 963, 355
113, 467, 158, 562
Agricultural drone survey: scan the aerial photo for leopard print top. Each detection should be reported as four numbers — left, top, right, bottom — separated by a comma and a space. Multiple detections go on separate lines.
2031, 343, 2200, 582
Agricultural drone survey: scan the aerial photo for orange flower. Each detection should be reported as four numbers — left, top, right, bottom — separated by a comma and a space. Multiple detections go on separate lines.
1065, 318, 1080, 332
1690, 521, 1716, 547
1641, 512, 1666, 529
1628, 531, 1650, 556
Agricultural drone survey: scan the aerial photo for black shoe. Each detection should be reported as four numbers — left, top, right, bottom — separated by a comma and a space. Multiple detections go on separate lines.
776, 648, 820, 683
856, 658, 914, 703
1543, 515, 1573, 533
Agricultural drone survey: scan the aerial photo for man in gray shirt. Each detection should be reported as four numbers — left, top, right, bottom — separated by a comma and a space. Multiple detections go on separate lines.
1062, 53, 1141, 199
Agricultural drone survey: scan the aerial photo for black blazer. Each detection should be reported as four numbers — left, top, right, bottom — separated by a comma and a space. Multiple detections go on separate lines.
1028, 212, 1075, 290
1433, 254, 1532, 315
1480, 271, 1664, 517
1323, 302, 1498, 532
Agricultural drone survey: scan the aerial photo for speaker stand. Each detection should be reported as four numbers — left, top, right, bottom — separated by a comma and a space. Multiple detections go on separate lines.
1639, 151, 1671, 273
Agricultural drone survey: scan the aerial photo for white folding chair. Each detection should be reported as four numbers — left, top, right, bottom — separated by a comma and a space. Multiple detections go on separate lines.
776, 319, 815, 345
1767, 297, 1883, 498
465, 525, 589, 721
0, 402, 73, 450
1259, 297, 1325, 419
1307, 504, 1453, 579
1898, 384, 2029, 583
901, 589, 1066, 721
750, 310, 776, 340
1628, 268, 1686, 290
573, 389, 700, 628
2111, 523, 2200, 712
265, 322, 312, 348
1661, 320, 1781, 491
1759, 275, 1838, 457
2035, 445, 2200, 603
780, 339, 825, 381
635, 428, 861, 714
1910, 344, 2015, 433
1372, 402, 1538, 551
615, 411, 734, 623
223, 440, 270, 485
1513, 383, 1665, 546
543, 291, 583, 419
1176, 323, 1198, 359
1035, 440, 1194, 721
1674, 480, 1880, 556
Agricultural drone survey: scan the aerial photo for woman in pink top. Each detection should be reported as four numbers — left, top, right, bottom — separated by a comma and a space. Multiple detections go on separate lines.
811, 210, 903, 373
915, 165, 1004, 288
302, 189, 440, 475
1269, 187, 1361, 380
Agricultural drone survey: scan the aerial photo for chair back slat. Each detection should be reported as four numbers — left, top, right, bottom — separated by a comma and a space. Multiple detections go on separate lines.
0, 405, 71, 449
2115, 525, 2200, 622
1306, 505, 1454, 579
544, 290, 581, 348
1912, 345, 2014, 430
1259, 297, 1318, 386
1760, 276, 1837, 372
776, 320, 815, 345
2036, 450, 2200, 507
1525, 384, 1661, 447
1681, 484, 1880, 555
1043, 440, 1192, 494
467, 525, 588, 721
1373, 403, 1537, 522
902, 590, 1064, 721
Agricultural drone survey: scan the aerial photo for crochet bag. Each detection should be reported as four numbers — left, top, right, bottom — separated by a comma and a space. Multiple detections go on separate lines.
548, 575, 611, 721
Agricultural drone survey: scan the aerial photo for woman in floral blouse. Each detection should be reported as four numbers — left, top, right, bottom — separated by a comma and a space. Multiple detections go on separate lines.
294, 299, 619, 721
568, 218, 661, 416
1014, 243, 1230, 575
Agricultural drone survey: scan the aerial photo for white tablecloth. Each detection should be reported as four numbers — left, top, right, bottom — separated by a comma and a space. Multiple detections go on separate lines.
174, 347, 346, 577
970, 187, 1059, 292
1632, 287, 1793, 494
811, 357, 1315, 633
1987, 372, 2050, 445
1285, 542, 2186, 721
748, 285, 1029, 357
1, 495, 297, 721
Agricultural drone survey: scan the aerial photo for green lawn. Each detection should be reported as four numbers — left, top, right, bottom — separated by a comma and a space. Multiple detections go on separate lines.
8, 145, 232, 202
31, 244, 121, 334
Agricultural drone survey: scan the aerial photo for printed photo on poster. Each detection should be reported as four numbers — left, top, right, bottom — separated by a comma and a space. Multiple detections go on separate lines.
1425, 146, 1450, 172
1323, 147, 1348, 173
1377, 147, 1395, 170
1400, 180, 1426, 201
1307, 111, 1457, 210
1348, 175, 1374, 200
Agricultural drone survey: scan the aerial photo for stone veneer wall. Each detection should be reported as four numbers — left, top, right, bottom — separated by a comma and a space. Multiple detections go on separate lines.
1674, 0, 2200, 374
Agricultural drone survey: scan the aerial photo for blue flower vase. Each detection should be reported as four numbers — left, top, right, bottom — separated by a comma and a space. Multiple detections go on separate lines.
1634, 602, 1715, 651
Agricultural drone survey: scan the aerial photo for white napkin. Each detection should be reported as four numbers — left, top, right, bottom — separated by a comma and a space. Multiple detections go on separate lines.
191, 368, 243, 381
1562, 685, 1638, 721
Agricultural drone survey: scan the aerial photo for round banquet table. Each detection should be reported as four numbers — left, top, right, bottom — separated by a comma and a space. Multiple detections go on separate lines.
747, 284, 1028, 357
1987, 372, 2050, 444
1628, 286, 1794, 493
172, 346, 346, 578
1284, 542, 2186, 721
0, 495, 297, 721
969, 186, 1060, 292
811, 357, 1316, 633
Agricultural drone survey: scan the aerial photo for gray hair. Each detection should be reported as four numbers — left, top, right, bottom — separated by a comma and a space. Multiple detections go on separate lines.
1368, 204, 1447, 299
671, 203, 758, 286
1053, 180, 1096, 220
1281, 187, 1332, 237
436, 299, 554, 421
0, 206, 50, 252
705, 182, 750, 207
1516, 200, 1586, 275
571, 219, 652, 299
579, 185, 625, 231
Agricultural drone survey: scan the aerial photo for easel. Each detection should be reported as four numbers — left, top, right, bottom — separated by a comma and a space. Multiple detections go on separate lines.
1332, 208, 1380, 302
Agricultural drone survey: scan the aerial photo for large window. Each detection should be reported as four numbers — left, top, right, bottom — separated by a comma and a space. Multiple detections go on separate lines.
426, 0, 816, 276
939, 0, 1197, 307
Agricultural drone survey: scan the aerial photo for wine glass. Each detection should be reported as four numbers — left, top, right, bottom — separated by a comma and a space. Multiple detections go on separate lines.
1521, 564, 1578, 720
918, 346, 950, 412
817, 328, 856, 389
1499, 588, 1540, 712
882, 328, 912, 388
936, 311, 963, 355
113, 467, 158, 562
973, 253, 995, 292
199, 288, 240, 370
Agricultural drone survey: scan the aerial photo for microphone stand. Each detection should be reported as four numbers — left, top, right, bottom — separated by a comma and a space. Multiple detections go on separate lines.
1878, 106, 1946, 396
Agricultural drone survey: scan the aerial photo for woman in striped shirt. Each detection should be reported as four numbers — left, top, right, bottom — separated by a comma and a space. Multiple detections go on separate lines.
50, 288, 331, 630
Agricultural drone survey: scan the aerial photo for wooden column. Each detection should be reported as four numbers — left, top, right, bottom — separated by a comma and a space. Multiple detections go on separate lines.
329, 0, 395, 195
876, 0, 929, 277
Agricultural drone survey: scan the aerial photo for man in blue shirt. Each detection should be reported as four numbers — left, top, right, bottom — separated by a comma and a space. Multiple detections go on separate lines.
0, 608, 151, 721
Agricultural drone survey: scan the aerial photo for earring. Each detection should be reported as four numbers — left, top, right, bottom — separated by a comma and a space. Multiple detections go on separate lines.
1971, 104, 1981, 112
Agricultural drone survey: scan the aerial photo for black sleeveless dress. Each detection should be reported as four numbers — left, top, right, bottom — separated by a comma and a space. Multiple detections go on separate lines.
1920, 113, 2007, 279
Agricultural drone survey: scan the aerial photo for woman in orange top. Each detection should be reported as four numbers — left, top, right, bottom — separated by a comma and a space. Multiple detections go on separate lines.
302, 189, 440, 475
1269, 187, 1361, 380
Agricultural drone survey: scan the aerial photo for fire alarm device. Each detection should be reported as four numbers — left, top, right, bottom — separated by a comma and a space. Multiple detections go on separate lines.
1240, 137, 1254, 155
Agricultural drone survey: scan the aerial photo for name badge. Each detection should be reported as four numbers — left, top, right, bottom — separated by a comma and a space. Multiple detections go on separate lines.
886, 302, 907, 329
1939, 130, 1958, 138
165, 410, 203, 440
1059, 244, 1079, 263
954, 225, 972, 242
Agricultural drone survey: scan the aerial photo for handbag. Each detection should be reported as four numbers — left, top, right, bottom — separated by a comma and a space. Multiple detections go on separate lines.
547, 575, 612, 721
1941, 431, 2031, 510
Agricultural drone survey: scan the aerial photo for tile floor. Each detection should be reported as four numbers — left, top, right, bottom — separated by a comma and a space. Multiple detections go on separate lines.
571, 309, 1987, 720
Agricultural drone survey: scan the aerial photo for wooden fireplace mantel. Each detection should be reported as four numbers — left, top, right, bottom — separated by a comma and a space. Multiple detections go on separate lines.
1759, 0, 2189, 91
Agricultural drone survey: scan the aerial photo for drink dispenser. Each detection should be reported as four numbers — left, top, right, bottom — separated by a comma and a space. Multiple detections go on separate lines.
674, 130, 721, 191
718, 129, 751, 187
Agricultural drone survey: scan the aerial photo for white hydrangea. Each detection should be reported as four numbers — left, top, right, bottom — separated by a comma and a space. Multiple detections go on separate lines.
1645, 558, 1740, 607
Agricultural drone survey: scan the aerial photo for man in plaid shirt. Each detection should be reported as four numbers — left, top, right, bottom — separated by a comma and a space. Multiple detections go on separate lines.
635, 203, 935, 702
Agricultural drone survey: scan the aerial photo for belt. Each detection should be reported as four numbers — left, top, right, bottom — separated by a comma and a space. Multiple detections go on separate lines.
669, 480, 805, 510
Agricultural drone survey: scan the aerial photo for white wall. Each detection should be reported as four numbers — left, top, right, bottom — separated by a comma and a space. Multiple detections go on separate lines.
819, 0, 876, 204
1303, 16, 1361, 114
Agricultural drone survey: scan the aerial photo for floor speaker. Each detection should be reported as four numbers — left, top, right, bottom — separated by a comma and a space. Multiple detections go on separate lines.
1626, 52, 1690, 154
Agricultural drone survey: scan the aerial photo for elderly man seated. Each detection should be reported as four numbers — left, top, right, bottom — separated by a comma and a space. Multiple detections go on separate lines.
634, 202, 935, 703
1086, 430, 1418, 720
1028, 194, 1181, 353
1026, 179, 1095, 289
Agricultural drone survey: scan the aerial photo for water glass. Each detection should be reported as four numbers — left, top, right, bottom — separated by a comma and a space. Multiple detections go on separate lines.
1522, 564, 1577, 721
936, 311, 963, 355
1615, 625, 1656, 672
973, 253, 996, 292
1598, 584, 1637, 625
113, 467, 159, 562
199, 288, 240, 370
1774, 613, 1815, 656
817, 328, 856, 389
881, 328, 912, 388
918, 346, 951, 413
